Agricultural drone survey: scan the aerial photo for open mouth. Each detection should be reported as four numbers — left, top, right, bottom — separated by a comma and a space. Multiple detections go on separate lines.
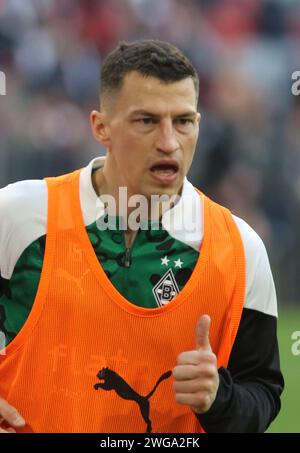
149, 161, 179, 184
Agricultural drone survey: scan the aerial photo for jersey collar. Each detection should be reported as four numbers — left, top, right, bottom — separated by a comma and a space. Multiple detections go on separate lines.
80, 156, 202, 251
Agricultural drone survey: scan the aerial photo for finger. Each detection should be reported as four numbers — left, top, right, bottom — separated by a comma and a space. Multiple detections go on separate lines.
2, 427, 16, 433
177, 350, 216, 366
0, 399, 25, 427
173, 365, 201, 381
175, 391, 210, 410
196, 315, 211, 351
173, 378, 214, 394
177, 350, 201, 365
0, 427, 15, 433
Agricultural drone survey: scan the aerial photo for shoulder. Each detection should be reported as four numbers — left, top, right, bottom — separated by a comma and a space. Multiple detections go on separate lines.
232, 215, 277, 318
0, 179, 47, 279
190, 187, 278, 318
233, 215, 266, 258
0, 179, 47, 224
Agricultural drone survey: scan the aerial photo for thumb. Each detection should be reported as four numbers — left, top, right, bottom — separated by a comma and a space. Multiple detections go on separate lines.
195, 315, 212, 351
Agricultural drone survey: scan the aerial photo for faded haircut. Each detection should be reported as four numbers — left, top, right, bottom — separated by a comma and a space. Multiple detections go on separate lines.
100, 39, 199, 106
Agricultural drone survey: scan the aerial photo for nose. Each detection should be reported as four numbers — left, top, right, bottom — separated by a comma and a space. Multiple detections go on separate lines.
155, 119, 179, 153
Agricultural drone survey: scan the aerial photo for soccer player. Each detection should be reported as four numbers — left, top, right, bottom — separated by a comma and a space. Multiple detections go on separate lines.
0, 40, 284, 433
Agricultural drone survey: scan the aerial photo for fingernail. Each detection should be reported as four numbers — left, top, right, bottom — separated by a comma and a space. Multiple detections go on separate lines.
13, 415, 25, 426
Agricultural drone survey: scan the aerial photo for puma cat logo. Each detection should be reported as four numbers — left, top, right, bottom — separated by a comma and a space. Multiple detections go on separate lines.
94, 367, 172, 433
56, 268, 90, 295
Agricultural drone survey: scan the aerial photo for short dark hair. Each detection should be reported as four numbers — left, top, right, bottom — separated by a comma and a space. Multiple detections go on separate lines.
100, 39, 199, 105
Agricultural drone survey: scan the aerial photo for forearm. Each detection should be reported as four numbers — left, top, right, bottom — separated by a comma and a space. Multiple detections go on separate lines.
196, 308, 284, 433
196, 367, 280, 433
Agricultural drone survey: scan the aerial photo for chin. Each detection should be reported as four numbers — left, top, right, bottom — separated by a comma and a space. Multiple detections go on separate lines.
143, 183, 182, 199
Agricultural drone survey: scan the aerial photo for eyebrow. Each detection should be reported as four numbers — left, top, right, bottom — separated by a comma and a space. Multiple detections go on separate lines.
129, 109, 197, 118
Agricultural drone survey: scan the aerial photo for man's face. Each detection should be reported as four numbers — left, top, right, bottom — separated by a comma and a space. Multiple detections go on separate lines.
93, 71, 200, 199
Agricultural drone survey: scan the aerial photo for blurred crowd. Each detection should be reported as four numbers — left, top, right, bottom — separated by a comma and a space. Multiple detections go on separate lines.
0, 0, 299, 303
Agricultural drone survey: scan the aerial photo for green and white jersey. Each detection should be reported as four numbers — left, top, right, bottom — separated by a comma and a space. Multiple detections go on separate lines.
0, 157, 277, 346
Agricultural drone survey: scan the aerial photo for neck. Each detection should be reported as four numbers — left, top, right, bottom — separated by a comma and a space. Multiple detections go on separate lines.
92, 158, 182, 228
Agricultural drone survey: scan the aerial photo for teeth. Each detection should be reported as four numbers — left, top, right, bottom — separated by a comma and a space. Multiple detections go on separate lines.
152, 168, 175, 175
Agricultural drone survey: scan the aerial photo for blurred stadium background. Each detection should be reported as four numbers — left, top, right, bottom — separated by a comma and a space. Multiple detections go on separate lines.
0, 0, 299, 432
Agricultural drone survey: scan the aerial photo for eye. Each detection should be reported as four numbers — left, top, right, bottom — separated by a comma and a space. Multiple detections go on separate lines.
138, 117, 157, 125
176, 118, 194, 126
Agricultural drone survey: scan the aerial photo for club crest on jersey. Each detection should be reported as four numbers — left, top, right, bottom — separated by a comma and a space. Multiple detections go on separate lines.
152, 268, 179, 307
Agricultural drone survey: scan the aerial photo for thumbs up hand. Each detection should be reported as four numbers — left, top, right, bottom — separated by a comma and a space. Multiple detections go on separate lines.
173, 315, 219, 414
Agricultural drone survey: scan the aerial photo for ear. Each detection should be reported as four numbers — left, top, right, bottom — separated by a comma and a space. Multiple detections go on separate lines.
90, 110, 111, 147
196, 111, 201, 126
